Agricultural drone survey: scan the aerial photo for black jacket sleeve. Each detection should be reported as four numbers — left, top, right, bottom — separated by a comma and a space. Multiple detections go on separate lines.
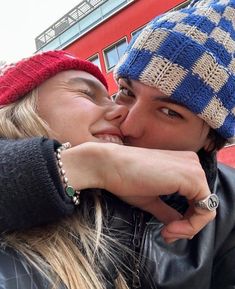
0, 137, 75, 233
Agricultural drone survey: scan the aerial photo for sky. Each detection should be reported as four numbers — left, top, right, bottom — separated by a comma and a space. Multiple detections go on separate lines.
0, 0, 82, 63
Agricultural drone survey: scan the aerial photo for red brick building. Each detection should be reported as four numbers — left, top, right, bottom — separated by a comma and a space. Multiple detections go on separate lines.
217, 145, 235, 168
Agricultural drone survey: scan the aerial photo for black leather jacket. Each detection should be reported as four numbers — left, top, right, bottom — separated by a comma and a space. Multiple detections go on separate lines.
136, 163, 235, 289
0, 160, 234, 289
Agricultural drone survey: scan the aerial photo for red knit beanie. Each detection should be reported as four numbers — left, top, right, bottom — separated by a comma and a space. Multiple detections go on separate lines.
0, 50, 108, 105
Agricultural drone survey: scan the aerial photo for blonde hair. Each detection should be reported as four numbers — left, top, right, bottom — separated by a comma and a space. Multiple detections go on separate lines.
0, 90, 130, 289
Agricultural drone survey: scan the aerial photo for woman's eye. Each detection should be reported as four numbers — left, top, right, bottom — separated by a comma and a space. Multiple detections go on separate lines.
78, 90, 94, 100
161, 108, 182, 118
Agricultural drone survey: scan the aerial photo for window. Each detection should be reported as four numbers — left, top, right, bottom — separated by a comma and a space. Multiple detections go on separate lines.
110, 93, 117, 101
104, 38, 128, 71
171, 0, 191, 11
131, 25, 146, 38
88, 54, 101, 70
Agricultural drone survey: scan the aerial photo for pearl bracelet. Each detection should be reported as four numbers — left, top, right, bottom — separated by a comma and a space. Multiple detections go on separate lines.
56, 142, 80, 205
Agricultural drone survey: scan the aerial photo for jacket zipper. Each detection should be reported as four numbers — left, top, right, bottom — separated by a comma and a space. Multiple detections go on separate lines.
132, 209, 144, 288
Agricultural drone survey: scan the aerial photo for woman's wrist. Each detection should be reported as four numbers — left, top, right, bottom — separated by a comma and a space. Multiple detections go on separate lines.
55, 143, 80, 205
59, 142, 111, 191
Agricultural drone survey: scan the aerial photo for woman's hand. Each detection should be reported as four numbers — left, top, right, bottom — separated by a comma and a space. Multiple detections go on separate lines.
61, 142, 216, 243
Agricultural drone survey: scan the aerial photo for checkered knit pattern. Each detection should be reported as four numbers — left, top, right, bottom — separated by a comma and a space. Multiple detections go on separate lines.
114, 0, 235, 143
0, 50, 108, 105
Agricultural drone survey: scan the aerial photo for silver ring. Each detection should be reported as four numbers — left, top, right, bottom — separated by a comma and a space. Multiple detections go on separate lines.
194, 194, 219, 211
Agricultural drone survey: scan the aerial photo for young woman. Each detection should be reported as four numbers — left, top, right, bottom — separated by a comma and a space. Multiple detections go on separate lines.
0, 50, 133, 289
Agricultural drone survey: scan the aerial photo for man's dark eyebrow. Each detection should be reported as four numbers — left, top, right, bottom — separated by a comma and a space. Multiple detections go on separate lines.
123, 78, 179, 104
121, 78, 182, 105
120, 78, 133, 89
125, 78, 133, 88
153, 96, 179, 104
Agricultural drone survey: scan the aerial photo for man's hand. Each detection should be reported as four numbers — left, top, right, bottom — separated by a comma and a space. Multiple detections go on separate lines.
101, 144, 216, 242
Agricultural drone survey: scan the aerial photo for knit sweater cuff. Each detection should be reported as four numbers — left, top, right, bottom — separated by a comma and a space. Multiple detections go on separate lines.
0, 137, 75, 233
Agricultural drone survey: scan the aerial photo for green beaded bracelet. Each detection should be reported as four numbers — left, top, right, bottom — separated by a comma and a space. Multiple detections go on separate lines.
56, 142, 80, 205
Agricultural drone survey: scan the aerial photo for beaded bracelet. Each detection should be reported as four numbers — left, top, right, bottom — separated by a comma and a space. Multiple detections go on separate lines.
56, 142, 80, 205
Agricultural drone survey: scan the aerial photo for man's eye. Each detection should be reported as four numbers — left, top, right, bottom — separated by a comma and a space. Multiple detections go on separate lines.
118, 86, 134, 97
120, 88, 130, 95
161, 108, 182, 118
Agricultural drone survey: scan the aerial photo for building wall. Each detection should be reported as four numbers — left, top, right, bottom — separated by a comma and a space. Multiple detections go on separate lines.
65, 0, 186, 95
217, 146, 235, 168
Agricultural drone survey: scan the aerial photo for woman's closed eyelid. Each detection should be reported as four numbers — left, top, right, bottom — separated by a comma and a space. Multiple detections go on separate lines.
73, 89, 96, 102
75, 89, 112, 106
70, 86, 90, 94
78, 88, 95, 97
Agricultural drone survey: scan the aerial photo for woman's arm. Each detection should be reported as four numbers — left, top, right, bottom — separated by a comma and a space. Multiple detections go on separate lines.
0, 139, 215, 241
0, 137, 74, 233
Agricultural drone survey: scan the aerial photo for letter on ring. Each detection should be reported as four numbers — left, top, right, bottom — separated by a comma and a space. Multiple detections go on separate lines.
194, 194, 219, 211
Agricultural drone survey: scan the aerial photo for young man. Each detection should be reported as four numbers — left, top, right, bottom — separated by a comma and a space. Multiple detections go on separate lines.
113, 0, 235, 288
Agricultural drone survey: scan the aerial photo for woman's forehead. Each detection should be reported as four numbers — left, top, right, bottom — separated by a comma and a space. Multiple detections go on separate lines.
40, 70, 107, 91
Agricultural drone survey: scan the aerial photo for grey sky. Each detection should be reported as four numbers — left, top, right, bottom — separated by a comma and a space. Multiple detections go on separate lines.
0, 0, 81, 63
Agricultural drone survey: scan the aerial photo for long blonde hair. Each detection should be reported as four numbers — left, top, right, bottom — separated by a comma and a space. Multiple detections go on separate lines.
0, 90, 130, 289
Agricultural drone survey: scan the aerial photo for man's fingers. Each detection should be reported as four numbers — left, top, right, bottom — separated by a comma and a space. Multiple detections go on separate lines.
161, 219, 194, 239
161, 208, 216, 241
144, 198, 183, 224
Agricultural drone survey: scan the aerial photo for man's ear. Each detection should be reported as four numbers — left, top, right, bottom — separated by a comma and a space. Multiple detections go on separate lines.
203, 137, 215, 152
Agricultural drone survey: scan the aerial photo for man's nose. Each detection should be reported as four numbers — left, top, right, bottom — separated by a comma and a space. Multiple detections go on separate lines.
120, 104, 145, 138
104, 103, 129, 125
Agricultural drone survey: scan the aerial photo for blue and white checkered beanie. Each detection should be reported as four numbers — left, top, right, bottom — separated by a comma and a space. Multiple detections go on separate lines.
114, 0, 235, 143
